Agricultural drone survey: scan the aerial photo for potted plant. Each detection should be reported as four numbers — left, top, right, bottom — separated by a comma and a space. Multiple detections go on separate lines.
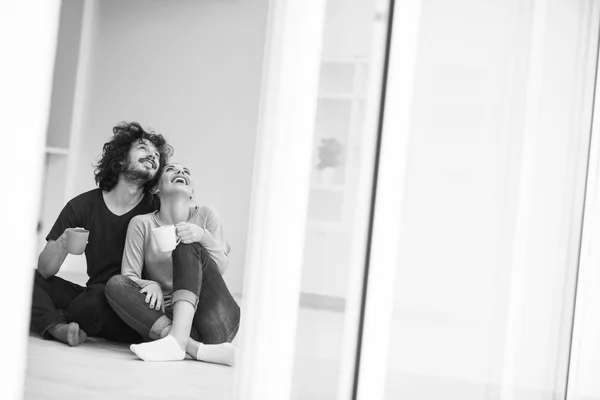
316, 138, 343, 185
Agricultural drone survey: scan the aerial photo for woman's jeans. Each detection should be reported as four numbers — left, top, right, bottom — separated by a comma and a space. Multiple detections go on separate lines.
105, 243, 240, 344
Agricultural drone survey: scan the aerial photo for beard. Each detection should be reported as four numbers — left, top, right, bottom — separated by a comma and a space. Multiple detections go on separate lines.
122, 157, 154, 186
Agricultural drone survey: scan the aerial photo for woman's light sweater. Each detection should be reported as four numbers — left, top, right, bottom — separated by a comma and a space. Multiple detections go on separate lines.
121, 205, 229, 295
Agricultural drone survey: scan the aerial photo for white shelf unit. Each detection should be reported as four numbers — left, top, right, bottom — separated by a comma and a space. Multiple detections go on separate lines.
307, 57, 367, 231
301, 57, 368, 298
37, 0, 86, 256
45, 146, 70, 155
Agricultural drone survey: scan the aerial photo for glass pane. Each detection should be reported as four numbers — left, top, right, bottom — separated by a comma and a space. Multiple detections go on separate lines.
381, 1, 597, 399
291, 0, 388, 398
319, 62, 355, 97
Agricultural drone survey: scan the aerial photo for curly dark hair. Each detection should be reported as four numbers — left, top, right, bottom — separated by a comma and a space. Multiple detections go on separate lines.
94, 121, 174, 195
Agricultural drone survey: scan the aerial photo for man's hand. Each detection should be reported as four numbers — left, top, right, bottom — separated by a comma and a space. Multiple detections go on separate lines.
140, 283, 164, 311
175, 222, 205, 244
37, 228, 72, 278
61, 227, 87, 254
57, 230, 69, 251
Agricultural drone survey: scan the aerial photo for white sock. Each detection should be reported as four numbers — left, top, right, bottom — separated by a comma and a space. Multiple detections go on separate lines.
195, 342, 237, 366
130, 335, 185, 362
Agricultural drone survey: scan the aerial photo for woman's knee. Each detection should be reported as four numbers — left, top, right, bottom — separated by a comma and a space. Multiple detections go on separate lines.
172, 242, 197, 259
225, 303, 241, 342
213, 300, 241, 333
199, 302, 240, 344
173, 242, 217, 272
105, 275, 136, 301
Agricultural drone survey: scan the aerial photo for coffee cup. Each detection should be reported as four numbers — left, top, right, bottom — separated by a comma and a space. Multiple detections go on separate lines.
152, 225, 180, 252
66, 228, 89, 255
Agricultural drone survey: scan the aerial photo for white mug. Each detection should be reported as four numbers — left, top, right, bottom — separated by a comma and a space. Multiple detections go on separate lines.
152, 225, 180, 252
66, 227, 89, 255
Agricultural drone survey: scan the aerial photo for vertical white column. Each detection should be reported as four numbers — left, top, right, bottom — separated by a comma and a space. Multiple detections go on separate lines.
499, 2, 547, 399
61, 0, 97, 274
355, 0, 422, 399
566, 3, 600, 398
0, 1, 61, 399
234, 1, 326, 399
66, 0, 96, 201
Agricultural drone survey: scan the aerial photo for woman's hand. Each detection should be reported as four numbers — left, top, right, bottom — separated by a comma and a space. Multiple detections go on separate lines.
140, 283, 164, 311
175, 222, 205, 244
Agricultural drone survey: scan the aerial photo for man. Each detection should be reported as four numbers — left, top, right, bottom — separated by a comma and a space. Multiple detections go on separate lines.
30, 121, 173, 346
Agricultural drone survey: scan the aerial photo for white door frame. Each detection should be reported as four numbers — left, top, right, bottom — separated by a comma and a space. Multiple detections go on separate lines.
565, 5, 600, 399
234, 0, 327, 398
354, 0, 423, 399
0, 1, 62, 399
336, 0, 394, 398
356, 1, 600, 400
236, 0, 600, 398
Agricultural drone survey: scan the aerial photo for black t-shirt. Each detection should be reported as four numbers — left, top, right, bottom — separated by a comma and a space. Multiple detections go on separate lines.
47, 189, 156, 286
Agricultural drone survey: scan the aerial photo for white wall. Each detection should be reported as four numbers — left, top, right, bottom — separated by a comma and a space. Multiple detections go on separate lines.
384, 1, 597, 399
46, 0, 84, 149
61, 0, 268, 294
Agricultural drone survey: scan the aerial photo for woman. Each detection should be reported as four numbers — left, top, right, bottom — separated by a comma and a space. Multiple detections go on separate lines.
105, 162, 240, 364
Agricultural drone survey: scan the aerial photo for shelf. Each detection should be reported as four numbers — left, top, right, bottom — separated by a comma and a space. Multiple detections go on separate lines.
318, 92, 358, 100
306, 219, 350, 234
310, 183, 344, 192
321, 57, 368, 64
45, 146, 69, 155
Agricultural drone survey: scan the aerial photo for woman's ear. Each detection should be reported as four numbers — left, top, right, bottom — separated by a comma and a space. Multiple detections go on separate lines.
151, 187, 159, 195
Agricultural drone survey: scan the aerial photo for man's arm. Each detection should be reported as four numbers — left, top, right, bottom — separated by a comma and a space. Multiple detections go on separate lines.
38, 201, 80, 278
37, 232, 69, 278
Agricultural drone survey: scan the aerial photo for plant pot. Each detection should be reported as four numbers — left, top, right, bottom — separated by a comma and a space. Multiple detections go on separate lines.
319, 167, 337, 186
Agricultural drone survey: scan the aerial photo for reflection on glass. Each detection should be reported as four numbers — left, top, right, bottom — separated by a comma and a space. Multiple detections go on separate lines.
291, 0, 387, 398
380, 1, 596, 399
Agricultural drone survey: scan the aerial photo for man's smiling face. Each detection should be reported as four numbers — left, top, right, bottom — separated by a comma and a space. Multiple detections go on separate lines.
122, 139, 160, 183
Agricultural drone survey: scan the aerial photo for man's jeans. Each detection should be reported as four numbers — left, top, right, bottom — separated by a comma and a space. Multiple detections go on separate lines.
30, 270, 142, 343
105, 242, 240, 344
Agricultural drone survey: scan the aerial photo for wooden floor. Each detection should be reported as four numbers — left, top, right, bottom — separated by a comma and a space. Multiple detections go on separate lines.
24, 269, 238, 399
24, 334, 236, 400
23, 269, 347, 399
23, 306, 347, 400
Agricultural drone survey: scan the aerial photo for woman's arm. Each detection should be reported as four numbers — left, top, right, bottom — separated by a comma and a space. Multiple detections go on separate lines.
122, 217, 161, 288
200, 207, 229, 274
177, 207, 230, 275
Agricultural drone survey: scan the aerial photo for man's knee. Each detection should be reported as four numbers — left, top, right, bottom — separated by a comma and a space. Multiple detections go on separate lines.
33, 269, 47, 290
65, 286, 108, 336
33, 268, 55, 286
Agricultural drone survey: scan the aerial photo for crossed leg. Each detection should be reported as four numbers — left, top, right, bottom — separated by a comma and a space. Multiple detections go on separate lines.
106, 243, 240, 364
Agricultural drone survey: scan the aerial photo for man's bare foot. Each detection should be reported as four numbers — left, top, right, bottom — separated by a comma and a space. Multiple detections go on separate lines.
48, 322, 87, 346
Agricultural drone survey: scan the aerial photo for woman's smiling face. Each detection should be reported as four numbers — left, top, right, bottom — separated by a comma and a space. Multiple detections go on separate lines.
157, 163, 194, 198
